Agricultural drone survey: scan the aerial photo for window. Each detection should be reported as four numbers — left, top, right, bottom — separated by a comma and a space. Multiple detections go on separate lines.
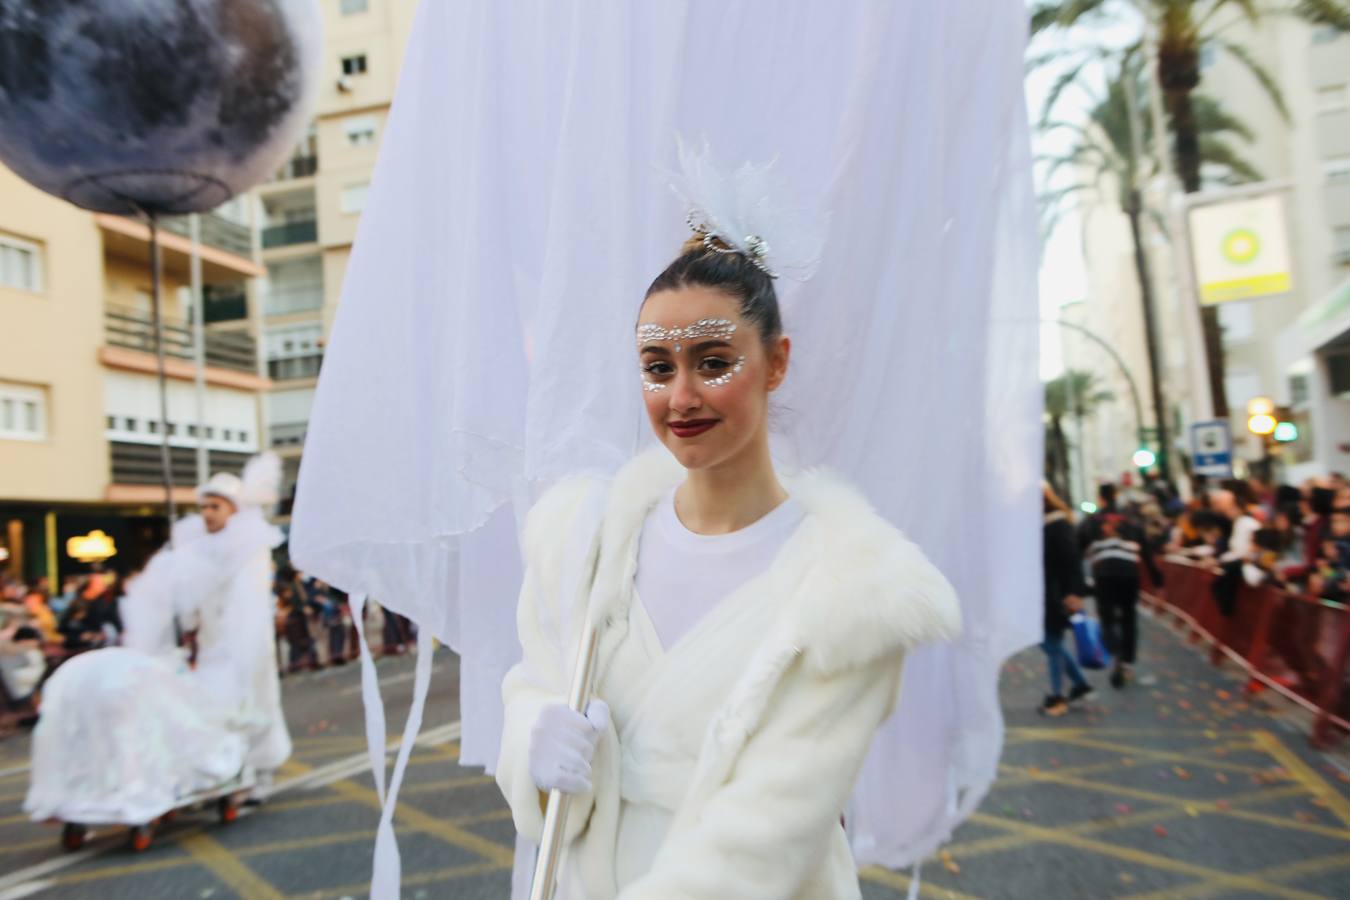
344, 115, 378, 148
0, 235, 42, 292
341, 0, 368, 14
1327, 157, 1350, 185
187, 424, 198, 437
124, 417, 137, 432
0, 382, 47, 441
1313, 25, 1342, 45
1336, 226, 1350, 263
106, 415, 116, 430
341, 54, 367, 76
239, 431, 250, 444
341, 183, 369, 214
148, 420, 159, 434
1316, 85, 1347, 115
223, 429, 233, 441
1219, 301, 1254, 342
205, 426, 215, 439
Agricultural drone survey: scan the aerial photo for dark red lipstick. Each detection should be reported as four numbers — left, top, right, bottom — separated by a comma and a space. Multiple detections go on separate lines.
669, 419, 718, 439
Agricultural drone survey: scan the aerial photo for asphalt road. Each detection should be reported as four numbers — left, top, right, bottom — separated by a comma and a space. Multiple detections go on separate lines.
1, 609, 1347, 899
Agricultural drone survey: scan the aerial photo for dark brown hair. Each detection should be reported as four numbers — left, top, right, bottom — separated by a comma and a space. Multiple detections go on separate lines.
643, 236, 782, 349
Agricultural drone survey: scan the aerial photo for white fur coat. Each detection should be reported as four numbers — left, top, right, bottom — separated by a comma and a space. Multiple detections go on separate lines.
497, 449, 959, 899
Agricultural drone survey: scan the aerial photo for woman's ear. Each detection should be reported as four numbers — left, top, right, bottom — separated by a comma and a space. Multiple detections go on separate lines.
766, 335, 791, 392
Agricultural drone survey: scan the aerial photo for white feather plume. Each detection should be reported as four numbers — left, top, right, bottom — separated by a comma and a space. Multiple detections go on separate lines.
668, 136, 829, 282
240, 451, 283, 507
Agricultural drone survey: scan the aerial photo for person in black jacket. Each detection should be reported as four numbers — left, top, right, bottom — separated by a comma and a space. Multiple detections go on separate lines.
1081, 484, 1154, 689
1042, 484, 1095, 716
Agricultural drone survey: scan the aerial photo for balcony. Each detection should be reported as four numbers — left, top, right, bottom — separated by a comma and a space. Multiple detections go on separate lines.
105, 305, 258, 374
270, 421, 308, 448
268, 355, 323, 381
160, 212, 254, 258
262, 220, 318, 249
273, 154, 318, 181
265, 287, 323, 317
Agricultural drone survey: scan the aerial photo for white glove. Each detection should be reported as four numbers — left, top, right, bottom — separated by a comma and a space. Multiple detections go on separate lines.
529, 699, 610, 795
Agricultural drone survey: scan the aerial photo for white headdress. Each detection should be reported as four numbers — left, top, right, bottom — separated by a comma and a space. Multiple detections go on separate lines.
670, 136, 829, 281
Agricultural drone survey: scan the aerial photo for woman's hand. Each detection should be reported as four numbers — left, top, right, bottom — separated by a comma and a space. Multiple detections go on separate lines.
1064, 594, 1084, 613
529, 699, 610, 795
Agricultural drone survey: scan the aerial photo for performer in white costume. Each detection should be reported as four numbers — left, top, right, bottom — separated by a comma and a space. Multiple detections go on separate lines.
495, 169, 960, 898
289, 3, 1042, 895
25, 455, 289, 825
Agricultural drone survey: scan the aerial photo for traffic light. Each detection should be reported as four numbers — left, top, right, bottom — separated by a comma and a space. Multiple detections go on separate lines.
1133, 448, 1157, 469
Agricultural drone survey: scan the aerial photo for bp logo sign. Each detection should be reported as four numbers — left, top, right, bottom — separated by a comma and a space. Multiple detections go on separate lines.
1222, 228, 1260, 265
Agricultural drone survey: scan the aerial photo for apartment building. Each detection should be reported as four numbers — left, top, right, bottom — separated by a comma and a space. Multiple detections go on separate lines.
258, 0, 418, 511
0, 163, 268, 586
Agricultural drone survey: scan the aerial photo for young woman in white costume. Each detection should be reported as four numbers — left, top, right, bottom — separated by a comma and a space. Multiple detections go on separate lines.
496, 219, 962, 898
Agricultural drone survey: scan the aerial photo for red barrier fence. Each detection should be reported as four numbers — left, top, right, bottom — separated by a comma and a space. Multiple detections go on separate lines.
1141, 557, 1349, 749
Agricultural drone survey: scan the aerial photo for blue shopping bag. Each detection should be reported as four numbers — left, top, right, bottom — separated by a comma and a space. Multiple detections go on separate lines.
1070, 613, 1111, 670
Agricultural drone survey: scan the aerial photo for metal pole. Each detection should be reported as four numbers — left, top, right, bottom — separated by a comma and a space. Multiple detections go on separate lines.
1122, 58, 1172, 481
148, 215, 178, 529
530, 622, 601, 900
1049, 318, 1147, 447
190, 213, 209, 485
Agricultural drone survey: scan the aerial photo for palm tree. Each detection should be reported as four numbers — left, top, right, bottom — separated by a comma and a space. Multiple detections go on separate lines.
1030, 0, 1331, 420
1045, 369, 1116, 505
1040, 62, 1260, 480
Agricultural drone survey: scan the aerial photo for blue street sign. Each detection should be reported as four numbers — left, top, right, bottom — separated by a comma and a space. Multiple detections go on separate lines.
1190, 420, 1233, 478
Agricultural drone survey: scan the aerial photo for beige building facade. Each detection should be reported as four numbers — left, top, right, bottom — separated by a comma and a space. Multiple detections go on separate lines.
0, 162, 267, 586
258, 0, 418, 509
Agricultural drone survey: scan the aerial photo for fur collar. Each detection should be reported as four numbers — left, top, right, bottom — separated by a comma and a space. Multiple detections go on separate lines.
581, 447, 961, 675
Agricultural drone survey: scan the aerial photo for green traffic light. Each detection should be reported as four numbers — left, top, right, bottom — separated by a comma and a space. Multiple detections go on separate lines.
1273, 422, 1298, 443
1133, 448, 1156, 469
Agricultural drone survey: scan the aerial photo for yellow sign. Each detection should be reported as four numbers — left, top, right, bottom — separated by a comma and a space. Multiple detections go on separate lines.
1188, 194, 1293, 306
67, 530, 117, 563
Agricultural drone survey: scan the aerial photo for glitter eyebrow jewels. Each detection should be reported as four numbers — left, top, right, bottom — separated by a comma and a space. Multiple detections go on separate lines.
704, 356, 746, 388
635, 317, 737, 346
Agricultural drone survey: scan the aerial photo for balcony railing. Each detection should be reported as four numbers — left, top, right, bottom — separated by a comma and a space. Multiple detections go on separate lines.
262, 220, 318, 249
270, 421, 308, 448
273, 154, 319, 182
264, 287, 323, 316
268, 355, 323, 381
105, 306, 258, 374
161, 213, 254, 258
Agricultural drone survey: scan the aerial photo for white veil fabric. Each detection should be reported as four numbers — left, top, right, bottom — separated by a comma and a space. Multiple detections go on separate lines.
289, 1, 1042, 894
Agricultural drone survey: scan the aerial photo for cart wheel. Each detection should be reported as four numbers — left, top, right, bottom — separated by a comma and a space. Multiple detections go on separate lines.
129, 824, 153, 853
60, 823, 87, 851
218, 796, 238, 824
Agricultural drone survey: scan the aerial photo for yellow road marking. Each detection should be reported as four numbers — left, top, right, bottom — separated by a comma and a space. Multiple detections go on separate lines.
1251, 729, 1350, 830
1118, 851, 1350, 900
947, 785, 1314, 859
971, 813, 1329, 900
1050, 735, 1268, 775
860, 865, 982, 899
179, 831, 285, 900
400, 774, 497, 796
327, 778, 514, 865
307, 860, 510, 900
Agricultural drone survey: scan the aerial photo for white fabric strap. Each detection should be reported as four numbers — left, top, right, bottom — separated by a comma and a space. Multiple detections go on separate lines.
906, 862, 922, 900
349, 593, 388, 807
372, 627, 437, 898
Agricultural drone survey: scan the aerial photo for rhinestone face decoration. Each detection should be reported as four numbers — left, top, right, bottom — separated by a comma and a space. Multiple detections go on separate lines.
636, 317, 737, 346
704, 356, 746, 388
642, 381, 667, 393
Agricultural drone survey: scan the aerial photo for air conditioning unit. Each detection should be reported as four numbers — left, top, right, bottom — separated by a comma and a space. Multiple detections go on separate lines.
337, 75, 353, 93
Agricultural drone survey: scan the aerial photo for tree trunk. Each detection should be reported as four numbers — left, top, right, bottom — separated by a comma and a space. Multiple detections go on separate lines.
1048, 416, 1071, 504
1159, 30, 1229, 420
1126, 191, 1172, 481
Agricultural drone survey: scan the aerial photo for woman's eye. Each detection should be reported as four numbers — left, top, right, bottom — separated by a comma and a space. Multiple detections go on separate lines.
698, 357, 731, 372
643, 362, 674, 377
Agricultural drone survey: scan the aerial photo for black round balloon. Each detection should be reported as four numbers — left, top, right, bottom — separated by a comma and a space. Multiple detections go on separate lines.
0, 0, 322, 215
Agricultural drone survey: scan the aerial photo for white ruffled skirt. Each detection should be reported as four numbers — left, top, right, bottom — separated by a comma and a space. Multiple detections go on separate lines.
24, 647, 250, 825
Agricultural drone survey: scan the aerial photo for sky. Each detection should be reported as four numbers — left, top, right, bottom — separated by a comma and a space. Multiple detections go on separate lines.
1024, 5, 1143, 380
